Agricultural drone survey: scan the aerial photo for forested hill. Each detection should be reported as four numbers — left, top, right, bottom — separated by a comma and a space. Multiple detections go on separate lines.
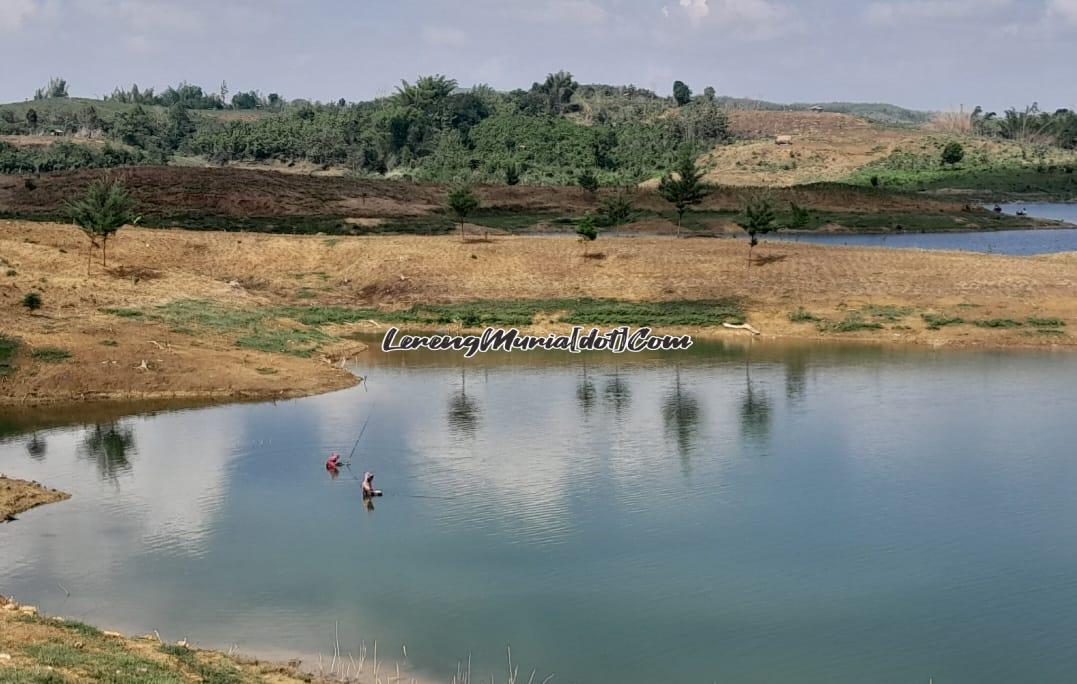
0, 74, 929, 184
2, 75, 1073, 188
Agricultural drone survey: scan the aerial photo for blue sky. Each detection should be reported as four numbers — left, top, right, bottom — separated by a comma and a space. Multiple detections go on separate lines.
1, 0, 1074, 112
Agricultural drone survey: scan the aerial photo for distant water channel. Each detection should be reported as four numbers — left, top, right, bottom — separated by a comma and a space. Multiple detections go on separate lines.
3, 339, 1077, 683
771, 202, 1077, 255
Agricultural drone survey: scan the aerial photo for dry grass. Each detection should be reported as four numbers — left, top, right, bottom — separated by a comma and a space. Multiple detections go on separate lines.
927, 111, 974, 135
698, 111, 926, 187
1, 220, 1075, 403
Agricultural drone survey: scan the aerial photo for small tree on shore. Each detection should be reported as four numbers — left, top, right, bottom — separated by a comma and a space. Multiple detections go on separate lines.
65, 179, 139, 272
738, 198, 776, 268
941, 141, 965, 166
658, 152, 709, 237
447, 185, 479, 241
576, 215, 598, 255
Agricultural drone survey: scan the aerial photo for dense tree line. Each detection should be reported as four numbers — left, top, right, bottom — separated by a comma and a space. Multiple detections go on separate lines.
2, 73, 733, 183
970, 104, 1077, 149
0, 140, 149, 173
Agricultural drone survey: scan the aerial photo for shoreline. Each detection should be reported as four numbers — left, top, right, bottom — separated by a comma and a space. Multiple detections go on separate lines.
0, 476, 69, 521
0, 595, 349, 683
2, 221, 1075, 407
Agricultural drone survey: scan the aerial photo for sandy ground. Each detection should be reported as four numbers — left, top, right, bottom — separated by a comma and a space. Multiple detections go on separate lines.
1, 221, 1075, 405
0, 475, 69, 520
0, 596, 345, 683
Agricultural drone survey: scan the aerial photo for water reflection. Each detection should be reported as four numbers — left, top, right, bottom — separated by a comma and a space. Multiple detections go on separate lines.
446, 367, 481, 437
576, 365, 597, 415
739, 354, 772, 446
603, 371, 631, 415
79, 422, 136, 480
25, 433, 46, 460
661, 366, 702, 475
5, 339, 1077, 684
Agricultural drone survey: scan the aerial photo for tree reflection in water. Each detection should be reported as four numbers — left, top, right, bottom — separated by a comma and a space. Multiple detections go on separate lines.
26, 433, 46, 461
446, 367, 481, 437
662, 366, 702, 475
80, 423, 136, 480
603, 370, 631, 416
739, 349, 773, 447
577, 363, 597, 416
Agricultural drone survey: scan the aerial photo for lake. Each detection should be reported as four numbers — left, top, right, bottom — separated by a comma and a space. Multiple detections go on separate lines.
769, 202, 1077, 255
3, 339, 1077, 683
772, 228, 1077, 255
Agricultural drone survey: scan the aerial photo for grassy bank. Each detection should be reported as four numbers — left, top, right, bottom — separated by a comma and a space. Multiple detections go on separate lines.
0, 597, 325, 684
103, 298, 747, 357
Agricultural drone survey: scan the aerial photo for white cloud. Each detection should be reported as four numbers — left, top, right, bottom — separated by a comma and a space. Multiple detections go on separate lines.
679, 0, 710, 23
674, 0, 792, 38
0, 0, 39, 31
1047, 0, 1077, 24
421, 25, 468, 48
865, 0, 1011, 26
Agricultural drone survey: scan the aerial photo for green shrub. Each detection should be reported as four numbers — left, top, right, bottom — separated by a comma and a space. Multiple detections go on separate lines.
922, 313, 965, 329
21, 291, 42, 310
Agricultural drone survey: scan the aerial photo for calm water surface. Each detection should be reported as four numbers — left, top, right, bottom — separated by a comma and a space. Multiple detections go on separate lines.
770, 202, 1077, 255
3, 340, 1077, 683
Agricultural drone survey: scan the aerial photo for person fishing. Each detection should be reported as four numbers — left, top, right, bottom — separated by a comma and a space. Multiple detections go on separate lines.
326, 452, 342, 470
362, 471, 383, 498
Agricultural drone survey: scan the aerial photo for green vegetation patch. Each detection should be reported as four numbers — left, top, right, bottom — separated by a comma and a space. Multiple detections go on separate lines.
30, 347, 71, 363
22, 642, 184, 684
103, 298, 744, 357
973, 318, 1024, 328
0, 334, 18, 376
817, 313, 885, 333
1027, 316, 1065, 328
922, 313, 965, 330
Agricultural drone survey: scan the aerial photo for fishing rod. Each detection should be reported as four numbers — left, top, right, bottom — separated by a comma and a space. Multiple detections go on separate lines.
342, 404, 375, 466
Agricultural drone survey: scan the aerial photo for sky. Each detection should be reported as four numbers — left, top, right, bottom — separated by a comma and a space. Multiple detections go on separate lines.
1, 0, 1075, 112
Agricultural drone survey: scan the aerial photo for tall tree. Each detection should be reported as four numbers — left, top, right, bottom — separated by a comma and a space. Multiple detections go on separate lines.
673, 80, 692, 106
658, 152, 710, 236
65, 179, 140, 271
537, 71, 578, 116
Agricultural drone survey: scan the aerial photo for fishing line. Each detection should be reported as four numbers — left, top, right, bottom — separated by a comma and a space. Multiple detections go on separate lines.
343, 404, 376, 466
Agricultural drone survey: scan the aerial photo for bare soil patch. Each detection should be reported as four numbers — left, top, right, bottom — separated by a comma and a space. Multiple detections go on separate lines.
0, 475, 69, 520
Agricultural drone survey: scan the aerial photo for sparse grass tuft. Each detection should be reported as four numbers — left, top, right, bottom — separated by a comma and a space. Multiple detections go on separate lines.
789, 307, 822, 323
861, 304, 913, 322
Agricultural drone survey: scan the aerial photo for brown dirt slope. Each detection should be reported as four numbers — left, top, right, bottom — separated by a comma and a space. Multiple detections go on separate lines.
0, 164, 972, 226
0, 476, 69, 520
703, 110, 924, 186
